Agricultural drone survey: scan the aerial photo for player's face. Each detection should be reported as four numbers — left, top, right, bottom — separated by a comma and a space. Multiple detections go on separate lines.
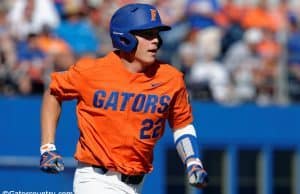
133, 29, 160, 66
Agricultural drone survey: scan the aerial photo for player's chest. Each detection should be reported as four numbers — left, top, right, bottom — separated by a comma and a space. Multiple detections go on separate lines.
80, 76, 174, 115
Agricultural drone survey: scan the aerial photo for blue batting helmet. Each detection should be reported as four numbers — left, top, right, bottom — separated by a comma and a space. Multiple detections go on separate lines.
110, 3, 171, 52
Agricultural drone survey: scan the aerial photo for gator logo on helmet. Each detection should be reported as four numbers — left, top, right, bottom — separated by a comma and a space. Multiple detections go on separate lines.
150, 9, 157, 21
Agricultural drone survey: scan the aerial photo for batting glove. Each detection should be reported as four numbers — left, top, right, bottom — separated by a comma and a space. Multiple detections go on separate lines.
40, 143, 64, 173
187, 159, 208, 188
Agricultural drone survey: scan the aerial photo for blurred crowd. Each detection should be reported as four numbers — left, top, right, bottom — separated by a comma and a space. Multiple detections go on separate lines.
1, 0, 300, 105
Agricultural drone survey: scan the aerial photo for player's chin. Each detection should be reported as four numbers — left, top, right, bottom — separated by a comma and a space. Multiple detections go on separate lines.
142, 56, 156, 66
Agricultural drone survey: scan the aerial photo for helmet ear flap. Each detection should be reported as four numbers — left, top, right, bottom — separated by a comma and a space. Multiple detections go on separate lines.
111, 32, 137, 52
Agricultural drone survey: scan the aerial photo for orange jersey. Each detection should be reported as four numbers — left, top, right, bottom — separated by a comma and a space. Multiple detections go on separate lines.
50, 51, 193, 175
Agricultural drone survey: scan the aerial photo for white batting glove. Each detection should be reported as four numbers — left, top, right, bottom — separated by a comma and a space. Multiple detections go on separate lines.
186, 159, 208, 188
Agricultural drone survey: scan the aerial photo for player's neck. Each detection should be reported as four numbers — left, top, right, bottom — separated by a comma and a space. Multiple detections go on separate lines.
119, 51, 148, 73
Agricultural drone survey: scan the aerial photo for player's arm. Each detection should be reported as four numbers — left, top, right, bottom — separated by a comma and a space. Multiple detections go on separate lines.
40, 88, 64, 173
41, 88, 61, 145
174, 124, 208, 188
168, 72, 208, 188
39, 59, 85, 173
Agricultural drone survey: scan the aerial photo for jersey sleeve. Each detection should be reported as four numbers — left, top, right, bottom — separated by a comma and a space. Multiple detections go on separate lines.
49, 58, 94, 101
168, 74, 193, 130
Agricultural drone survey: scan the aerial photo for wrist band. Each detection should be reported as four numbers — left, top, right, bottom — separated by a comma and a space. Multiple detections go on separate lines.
186, 158, 203, 168
40, 143, 56, 155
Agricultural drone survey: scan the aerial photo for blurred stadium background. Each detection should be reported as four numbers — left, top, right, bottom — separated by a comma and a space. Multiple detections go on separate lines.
0, 0, 300, 194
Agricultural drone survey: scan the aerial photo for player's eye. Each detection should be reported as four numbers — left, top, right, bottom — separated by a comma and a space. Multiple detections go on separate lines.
132, 29, 159, 40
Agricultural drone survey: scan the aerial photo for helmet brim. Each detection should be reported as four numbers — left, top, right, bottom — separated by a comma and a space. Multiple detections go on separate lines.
131, 24, 171, 33
156, 25, 171, 31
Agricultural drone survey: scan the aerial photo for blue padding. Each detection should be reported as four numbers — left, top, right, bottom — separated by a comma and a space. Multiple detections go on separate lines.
175, 134, 200, 164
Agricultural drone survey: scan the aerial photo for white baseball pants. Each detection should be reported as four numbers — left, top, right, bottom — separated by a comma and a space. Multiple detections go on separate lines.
73, 162, 144, 194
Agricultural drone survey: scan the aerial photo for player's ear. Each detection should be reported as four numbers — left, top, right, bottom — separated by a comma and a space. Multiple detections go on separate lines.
158, 35, 163, 49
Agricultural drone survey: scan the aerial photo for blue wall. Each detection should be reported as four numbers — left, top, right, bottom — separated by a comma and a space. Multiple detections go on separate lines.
0, 97, 299, 194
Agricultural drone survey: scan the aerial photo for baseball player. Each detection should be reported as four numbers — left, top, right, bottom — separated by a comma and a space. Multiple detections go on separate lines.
40, 3, 208, 194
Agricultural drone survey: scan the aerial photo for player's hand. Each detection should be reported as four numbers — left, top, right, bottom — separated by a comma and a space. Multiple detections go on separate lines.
187, 164, 208, 189
40, 151, 64, 173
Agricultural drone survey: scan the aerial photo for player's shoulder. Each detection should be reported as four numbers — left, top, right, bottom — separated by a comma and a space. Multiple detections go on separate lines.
73, 56, 98, 71
73, 53, 114, 71
155, 60, 184, 78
